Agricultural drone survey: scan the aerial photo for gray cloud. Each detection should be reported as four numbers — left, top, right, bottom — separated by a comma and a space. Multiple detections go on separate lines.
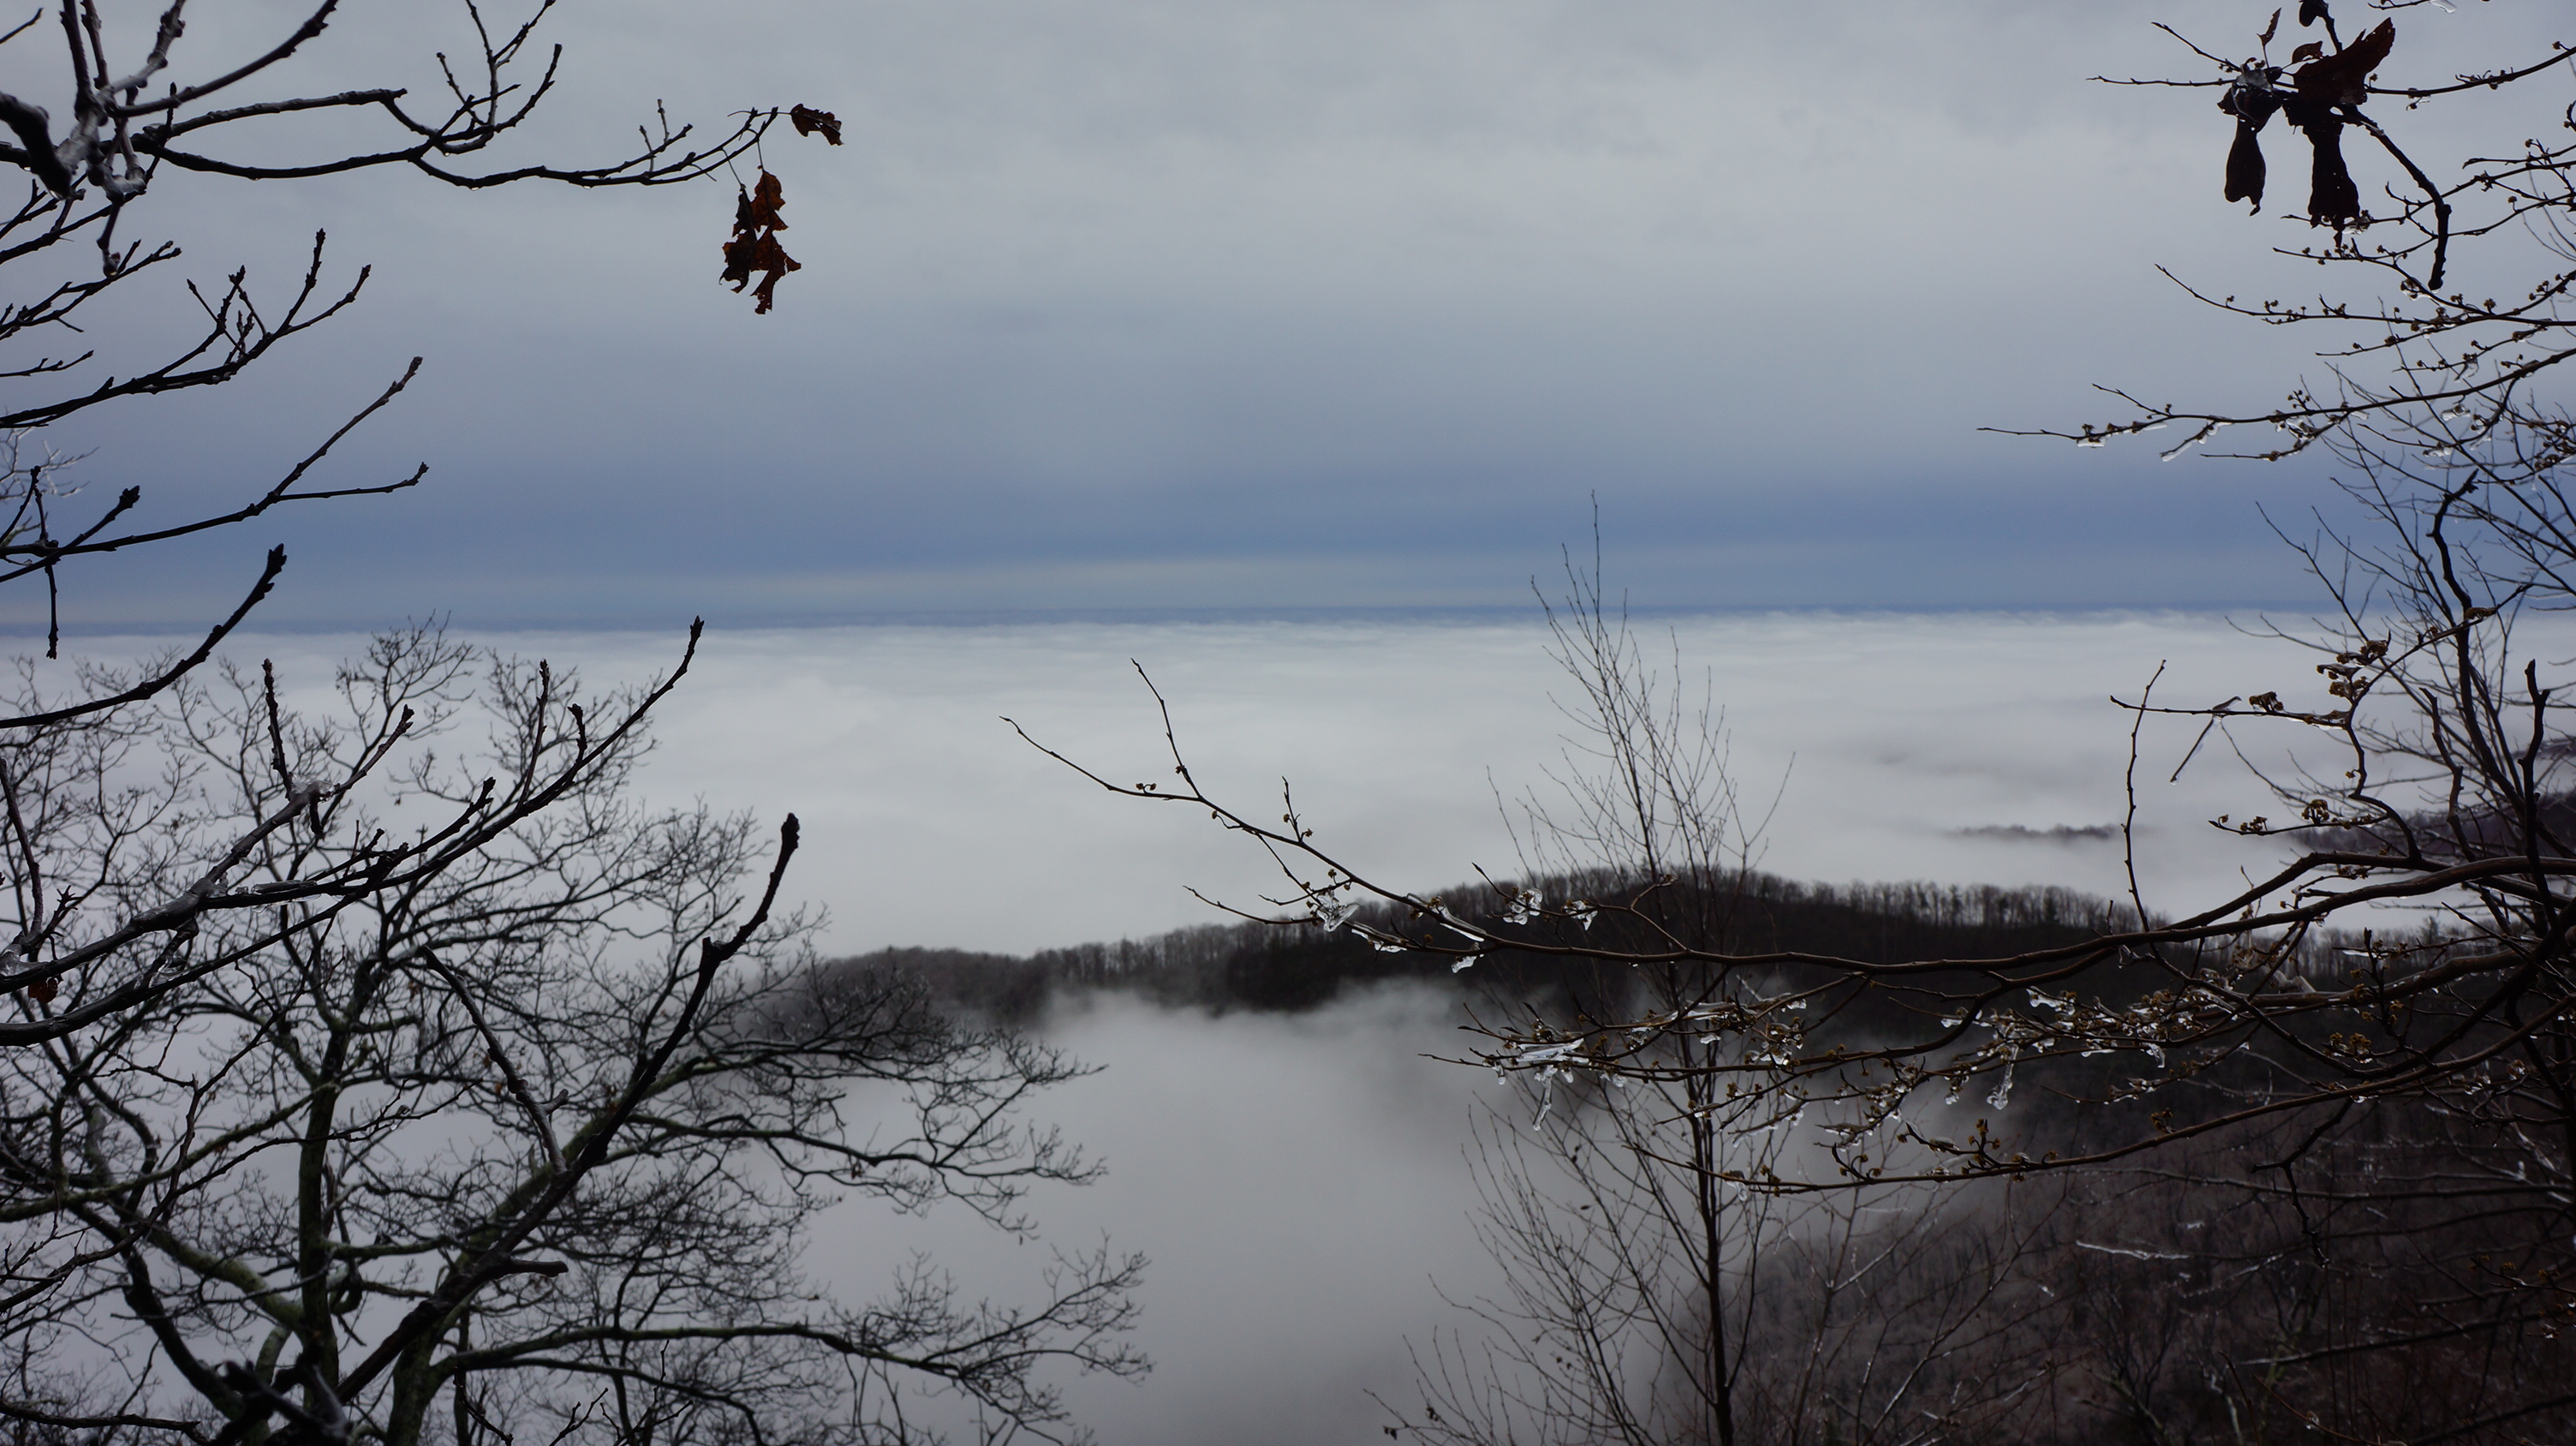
9, 2, 2563, 626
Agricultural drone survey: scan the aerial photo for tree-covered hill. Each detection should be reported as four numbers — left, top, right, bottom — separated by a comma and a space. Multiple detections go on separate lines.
814, 871, 2135, 1023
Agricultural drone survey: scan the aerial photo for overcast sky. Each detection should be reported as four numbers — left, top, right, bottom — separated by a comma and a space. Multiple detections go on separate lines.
12, 1, 2568, 629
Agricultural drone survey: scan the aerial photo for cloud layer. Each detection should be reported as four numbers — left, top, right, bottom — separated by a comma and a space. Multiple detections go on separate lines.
11, 1, 2561, 624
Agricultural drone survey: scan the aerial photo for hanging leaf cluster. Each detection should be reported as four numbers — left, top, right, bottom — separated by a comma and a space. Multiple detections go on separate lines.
2215, 3, 2394, 226
723, 170, 800, 314
719, 105, 842, 314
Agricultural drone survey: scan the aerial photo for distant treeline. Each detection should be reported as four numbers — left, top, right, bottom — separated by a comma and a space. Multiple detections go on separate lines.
810, 871, 2139, 1023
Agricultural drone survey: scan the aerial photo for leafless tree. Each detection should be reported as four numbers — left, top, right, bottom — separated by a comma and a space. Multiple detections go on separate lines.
1353, 554, 2060, 1446
1, 628, 1143, 1444
1386, 1090, 2078, 1446
0, 9, 1129, 1445
0, 0, 784, 648
0, 2, 817, 1034
1426, 547, 1779, 1446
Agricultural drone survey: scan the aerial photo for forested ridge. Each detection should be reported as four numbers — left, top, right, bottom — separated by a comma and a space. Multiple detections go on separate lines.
816, 871, 2138, 1022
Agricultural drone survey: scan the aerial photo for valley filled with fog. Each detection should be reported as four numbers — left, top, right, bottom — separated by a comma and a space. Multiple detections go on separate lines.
72, 607, 2370, 1442
815, 984, 1507, 1446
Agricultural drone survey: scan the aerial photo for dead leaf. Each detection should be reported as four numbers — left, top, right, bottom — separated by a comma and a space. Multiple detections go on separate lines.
2221, 73, 2284, 130
2276, 96, 2353, 221
27, 975, 55, 1006
2258, 8, 2281, 45
2289, 41, 2323, 63
747, 170, 786, 231
2219, 70, 2284, 208
2301, 113, 2359, 224
2227, 122, 2268, 208
2264, 18, 2391, 229
2296, 19, 2394, 107
790, 104, 844, 146
721, 169, 801, 314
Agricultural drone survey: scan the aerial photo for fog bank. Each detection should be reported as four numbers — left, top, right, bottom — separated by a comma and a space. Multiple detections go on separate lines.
112, 608, 2391, 953
810, 983, 1511, 1445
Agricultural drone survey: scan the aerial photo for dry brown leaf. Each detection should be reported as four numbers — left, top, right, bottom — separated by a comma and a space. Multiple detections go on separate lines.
2296, 110, 2360, 224
2296, 19, 2394, 107
721, 169, 801, 314
791, 104, 844, 146
2227, 123, 2268, 207
748, 171, 787, 231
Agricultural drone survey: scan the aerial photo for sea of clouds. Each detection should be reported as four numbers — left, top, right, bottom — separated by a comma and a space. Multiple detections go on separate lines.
52, 608, 2414, 1443
207, 607, 2331, 953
